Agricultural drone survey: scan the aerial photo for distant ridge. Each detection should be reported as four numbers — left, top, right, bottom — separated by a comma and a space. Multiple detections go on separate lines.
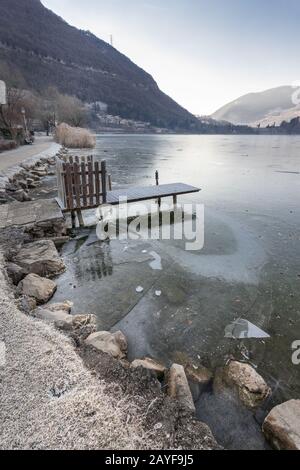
211, 86, 298, 126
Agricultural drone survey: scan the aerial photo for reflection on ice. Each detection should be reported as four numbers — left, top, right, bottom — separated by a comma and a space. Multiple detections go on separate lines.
225, 319, 270, 339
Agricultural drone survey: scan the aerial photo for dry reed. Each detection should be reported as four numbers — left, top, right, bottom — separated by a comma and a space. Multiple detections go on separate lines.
55, 123, 96, 149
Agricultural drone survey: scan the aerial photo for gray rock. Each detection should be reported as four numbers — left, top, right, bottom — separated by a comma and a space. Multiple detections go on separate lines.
85, 330, 127, 359
263, 399, 300, 450
14, 240, 65, 277
18, 295, 37, 313
185, 364, 212, 386
6, 262, 27, 285
46, 301, 73, 314
167, 363, 196, 413
34, 307, 72, 324
26, 178, 37, 188
185, 364, 213, 399
18, 274, 57, 304
12, 189, 31, 202
131, 357, 166, 378
214, 361, 271, 409
35, 308, 97, 339
18, 179, 28, 190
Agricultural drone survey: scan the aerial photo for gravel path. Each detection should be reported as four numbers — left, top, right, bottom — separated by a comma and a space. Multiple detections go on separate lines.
0, 136, 54, 172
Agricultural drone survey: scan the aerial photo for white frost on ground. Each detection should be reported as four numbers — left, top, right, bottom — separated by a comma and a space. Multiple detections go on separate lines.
0, 253, 156, 450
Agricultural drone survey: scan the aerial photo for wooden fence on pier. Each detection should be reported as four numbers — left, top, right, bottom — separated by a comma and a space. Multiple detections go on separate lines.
56, 155, 112, 213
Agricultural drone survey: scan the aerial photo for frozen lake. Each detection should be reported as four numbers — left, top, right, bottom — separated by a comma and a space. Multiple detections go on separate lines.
49, 134, 300, 449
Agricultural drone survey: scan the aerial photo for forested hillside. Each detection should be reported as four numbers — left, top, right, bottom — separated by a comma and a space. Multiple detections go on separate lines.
0, 0, 199, 130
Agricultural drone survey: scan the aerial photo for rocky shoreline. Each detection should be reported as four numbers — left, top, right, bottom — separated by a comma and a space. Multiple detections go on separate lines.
0, 143, 61, 205
0, 147, 299, 450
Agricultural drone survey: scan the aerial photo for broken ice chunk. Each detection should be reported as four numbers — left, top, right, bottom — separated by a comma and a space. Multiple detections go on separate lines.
225, 319, 270, 339
149, 251, 162, 270
136, 286, 144, 293
155, 290, 162, 297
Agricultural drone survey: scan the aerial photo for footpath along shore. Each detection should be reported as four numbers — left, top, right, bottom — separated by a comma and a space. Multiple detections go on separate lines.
0, 136, 55, 172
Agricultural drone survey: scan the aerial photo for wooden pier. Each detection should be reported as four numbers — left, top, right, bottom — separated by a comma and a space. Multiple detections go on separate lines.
56, 155, 201, 227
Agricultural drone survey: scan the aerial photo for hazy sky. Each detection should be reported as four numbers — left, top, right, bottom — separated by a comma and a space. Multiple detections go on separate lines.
42, 0, 300, 115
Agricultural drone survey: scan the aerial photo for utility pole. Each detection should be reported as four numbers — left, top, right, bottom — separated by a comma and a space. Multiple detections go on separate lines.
0, 80, 6, 106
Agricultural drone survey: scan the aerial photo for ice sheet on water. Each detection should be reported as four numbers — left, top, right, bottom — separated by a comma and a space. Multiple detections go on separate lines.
225, 319, 270, 339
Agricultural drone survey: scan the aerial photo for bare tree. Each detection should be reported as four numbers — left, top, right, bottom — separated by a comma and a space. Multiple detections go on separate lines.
0, 88, 26, 140
57, 94, 87, 127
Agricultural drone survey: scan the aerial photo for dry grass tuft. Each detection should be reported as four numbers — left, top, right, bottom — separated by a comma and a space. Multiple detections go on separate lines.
55, 123, 96, 149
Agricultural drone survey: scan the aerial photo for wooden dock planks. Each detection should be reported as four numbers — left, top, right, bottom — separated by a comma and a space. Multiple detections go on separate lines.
106, 183, 200, 205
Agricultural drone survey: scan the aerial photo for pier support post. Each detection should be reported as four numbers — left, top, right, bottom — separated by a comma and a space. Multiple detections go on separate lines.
71, 210, 76, 229
76, 209, 84, 227
155, 170, 161, 208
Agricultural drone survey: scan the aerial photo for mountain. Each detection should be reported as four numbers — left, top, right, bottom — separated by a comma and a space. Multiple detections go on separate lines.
211, 86, 299, 126
0, 0, 199, 131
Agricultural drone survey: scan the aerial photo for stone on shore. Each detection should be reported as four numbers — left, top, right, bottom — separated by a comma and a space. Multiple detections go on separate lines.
34, 308, 97, 339
14, 240, 65, 277
185, 364, 212, 386
215, 361, 271, 409
18, 295, 37, 313
46, 301, 73, 314
12, 189, 31, 202
131, 357, 166, 378
6, 262, 27, 285
167, 363, 196, 413
18, 274, 56, 304
85, 330, 127, 359
263, 400, 300, 450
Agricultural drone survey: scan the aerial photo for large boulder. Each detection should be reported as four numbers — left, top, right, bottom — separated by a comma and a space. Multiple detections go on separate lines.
14, 240, 65, 278
85, 331, 127, 359
167, 363, 196, 413
263, 400, 300, 450
131, 357, 166, 378
215, 361, 271, 409
18, 274, 56, 304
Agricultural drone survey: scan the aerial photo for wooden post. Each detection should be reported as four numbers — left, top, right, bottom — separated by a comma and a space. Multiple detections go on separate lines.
94, 161, 101, 206
71, 211, 76, 229
76, 210, 84, 227
108, 174, 112, 191
155, 170, 161, 208
101, 160, 107, 203
173, 195, 177, 206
